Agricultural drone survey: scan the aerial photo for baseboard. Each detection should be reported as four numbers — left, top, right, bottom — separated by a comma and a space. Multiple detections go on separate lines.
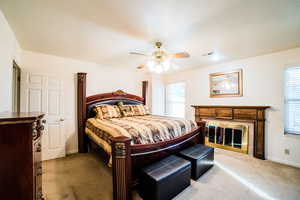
67, 148, 78, 155
268, 157, 300, 168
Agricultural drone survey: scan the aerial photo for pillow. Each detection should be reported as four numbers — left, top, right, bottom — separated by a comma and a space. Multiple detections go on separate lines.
119, 105, 135, 117
130, 105, 150, 116
117, 101, 124, 106
94, 105, 121, 119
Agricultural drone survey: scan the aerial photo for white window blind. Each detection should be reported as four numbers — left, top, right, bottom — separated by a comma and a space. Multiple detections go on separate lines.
285, 66, 300, 135
165, 82, 186, 118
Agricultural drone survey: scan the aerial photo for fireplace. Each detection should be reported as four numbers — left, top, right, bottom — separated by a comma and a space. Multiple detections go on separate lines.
205, 120, 253, 155
192, 105, 270, 159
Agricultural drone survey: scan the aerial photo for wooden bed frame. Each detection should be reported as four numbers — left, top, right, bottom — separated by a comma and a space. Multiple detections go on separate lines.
77, 73, 206, 200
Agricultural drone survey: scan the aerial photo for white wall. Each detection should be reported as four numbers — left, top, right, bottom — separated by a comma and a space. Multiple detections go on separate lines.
0, 10, 21, 112
150, 74, 165, 115
21, 50, 147, 154
163, 48, 300, 168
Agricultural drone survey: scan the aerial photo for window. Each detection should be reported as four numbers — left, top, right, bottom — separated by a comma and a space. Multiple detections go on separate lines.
165, 82, 186, 118
285, 66, 300, 135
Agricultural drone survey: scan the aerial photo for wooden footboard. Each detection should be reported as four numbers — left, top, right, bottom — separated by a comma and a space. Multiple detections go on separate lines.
111, 136, 132, 200
111, 123, 205, 200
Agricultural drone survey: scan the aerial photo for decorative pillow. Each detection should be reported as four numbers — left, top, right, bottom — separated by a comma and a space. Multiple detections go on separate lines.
118, 105, 135, 117
130, 105, 150, 116
94, 105, 121, 119
143, 105, 150, 115
117, 101, 124, 107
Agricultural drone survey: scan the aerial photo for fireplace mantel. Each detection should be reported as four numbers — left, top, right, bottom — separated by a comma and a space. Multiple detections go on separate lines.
191, 105, 270, 159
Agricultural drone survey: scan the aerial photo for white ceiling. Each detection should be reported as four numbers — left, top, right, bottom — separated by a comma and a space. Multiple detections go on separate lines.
1, 0, 300, 71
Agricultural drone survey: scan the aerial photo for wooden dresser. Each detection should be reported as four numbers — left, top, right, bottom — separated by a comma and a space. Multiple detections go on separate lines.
0, 112, 45, 200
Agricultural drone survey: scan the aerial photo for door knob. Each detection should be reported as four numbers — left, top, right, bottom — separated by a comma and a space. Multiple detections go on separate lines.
59, 117, 65, 121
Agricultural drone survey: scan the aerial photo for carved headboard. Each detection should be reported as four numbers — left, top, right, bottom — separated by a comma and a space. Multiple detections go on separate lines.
86, 90, 144, 118
77, 73, 148, 152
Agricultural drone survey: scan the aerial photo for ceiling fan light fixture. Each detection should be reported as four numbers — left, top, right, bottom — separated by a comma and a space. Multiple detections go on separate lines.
162, 60, 170, 72
155, 64, 163, 73
211, 52, 223, 61
132, 42, 190, 73
147, 60, 156, 72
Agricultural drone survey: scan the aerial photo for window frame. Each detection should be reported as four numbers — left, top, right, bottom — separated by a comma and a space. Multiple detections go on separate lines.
164, 81, 186, 118
284, 65, 300, 135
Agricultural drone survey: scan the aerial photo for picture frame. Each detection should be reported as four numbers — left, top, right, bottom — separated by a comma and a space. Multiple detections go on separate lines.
209, 69, 243, 98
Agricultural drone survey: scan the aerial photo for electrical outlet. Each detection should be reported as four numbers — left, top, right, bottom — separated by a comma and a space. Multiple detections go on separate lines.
284, 149, 290, 155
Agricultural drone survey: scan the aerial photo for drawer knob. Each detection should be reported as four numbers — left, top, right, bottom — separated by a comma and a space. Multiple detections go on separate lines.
36, 166, 43, 176
38, 125, 44, 131
36, 143, 42, 152
36, 190, 43, 200
32, 130, 38, 139
32, 122, 37, 129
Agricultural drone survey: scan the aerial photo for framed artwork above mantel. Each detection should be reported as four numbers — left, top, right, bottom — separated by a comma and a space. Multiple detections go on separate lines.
209, 69, 243, 98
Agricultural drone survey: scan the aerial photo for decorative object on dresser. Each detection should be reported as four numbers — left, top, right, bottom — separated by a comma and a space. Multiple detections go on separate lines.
192, 105, 270, 159
0, 112, 45, 200
77, 72, 206, 200
209, 69, 243, 97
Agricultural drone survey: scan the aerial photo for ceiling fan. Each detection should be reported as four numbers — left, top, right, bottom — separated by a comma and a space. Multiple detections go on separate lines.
130, 42, 190, 73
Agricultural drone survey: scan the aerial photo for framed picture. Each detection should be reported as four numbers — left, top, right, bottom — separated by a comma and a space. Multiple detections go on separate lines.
209, 69, 243, 97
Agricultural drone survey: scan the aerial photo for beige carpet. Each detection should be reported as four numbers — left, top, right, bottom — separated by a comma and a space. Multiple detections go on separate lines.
43, 149, 300, 200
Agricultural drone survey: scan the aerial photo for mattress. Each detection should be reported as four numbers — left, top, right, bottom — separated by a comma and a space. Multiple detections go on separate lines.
85, 115, 197, 166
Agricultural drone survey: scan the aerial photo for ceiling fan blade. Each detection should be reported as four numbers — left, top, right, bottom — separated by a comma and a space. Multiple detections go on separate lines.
136, 65, 145, 69
129, 52, 148, 56
168, 52, 190, 59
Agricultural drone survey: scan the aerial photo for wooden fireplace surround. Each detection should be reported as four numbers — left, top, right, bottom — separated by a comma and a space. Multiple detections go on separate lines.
192, 105, 270, 159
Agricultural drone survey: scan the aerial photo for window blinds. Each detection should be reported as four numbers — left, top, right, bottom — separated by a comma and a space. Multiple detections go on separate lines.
165, 82, 186, 118
285, 66, 300, 134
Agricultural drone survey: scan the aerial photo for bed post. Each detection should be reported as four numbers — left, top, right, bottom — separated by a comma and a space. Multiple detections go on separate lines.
77, 72, 88, 153
111, 136, 132, 200
196, 121, 206, 144
142, 81, 148, 105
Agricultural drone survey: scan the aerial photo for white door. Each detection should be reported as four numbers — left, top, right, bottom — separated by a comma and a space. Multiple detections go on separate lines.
21, 72, 65, 160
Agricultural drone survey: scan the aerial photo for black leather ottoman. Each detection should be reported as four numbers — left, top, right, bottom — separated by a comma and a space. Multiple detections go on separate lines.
139, 155, 191, 200
178, 144, 214, 180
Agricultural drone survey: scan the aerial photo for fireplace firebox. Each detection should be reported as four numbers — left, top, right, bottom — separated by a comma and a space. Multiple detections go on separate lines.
206, 121, 249, 154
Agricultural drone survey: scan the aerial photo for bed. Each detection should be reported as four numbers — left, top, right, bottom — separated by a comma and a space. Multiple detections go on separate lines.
77, 73, 206, 200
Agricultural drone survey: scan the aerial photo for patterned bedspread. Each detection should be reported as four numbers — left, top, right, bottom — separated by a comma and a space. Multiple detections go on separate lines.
85, 115, 197, 165
86, 115, 197, 145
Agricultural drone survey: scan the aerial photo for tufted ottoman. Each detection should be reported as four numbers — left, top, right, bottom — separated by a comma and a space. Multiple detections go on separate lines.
139, 155, 191, 200
178, 144, 214, 180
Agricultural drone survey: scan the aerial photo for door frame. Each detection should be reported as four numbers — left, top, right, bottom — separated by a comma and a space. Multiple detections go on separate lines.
12, 60, 21, 112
